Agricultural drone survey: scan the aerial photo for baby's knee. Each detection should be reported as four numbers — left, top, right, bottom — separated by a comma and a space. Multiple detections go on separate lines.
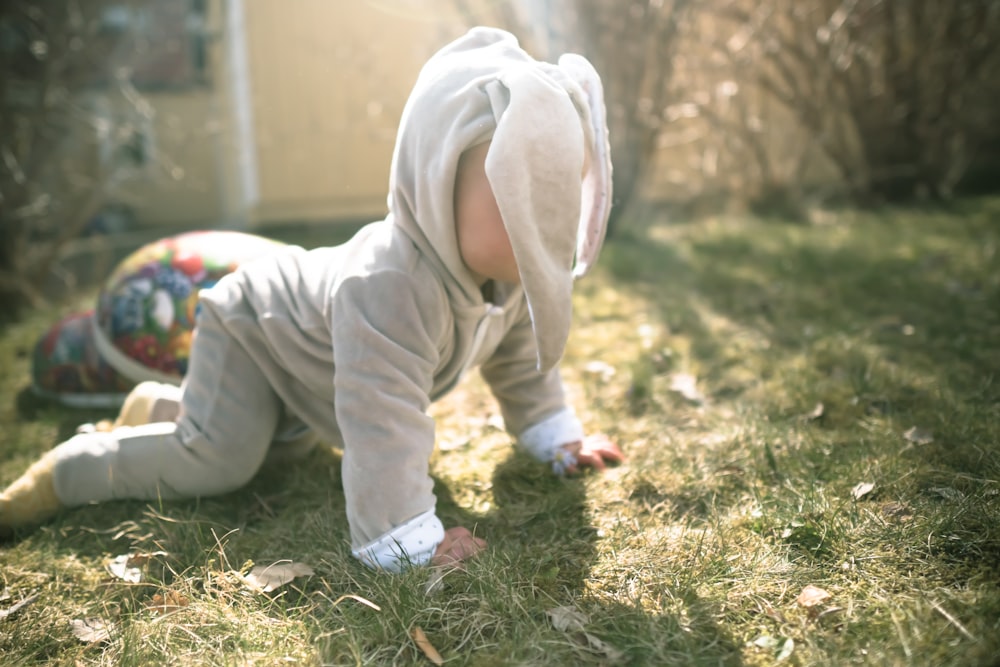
174, 421, 271, 496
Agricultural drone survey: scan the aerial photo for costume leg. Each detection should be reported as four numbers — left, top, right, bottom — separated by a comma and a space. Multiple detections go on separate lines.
50, 307, 282, 507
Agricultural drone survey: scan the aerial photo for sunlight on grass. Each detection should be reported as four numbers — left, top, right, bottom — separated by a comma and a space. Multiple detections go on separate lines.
2, 200, 999, 665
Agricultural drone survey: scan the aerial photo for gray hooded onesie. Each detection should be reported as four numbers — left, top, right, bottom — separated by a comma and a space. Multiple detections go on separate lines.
49, 27, 612, 571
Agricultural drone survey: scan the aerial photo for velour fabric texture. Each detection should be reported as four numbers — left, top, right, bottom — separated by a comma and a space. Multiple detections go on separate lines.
31, 27, 611, 566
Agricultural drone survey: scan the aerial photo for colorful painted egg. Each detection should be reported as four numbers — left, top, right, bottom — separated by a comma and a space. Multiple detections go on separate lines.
32, 230, 285, 406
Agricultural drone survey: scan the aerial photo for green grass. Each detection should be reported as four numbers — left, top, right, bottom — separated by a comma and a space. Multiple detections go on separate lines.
2, 199, 999, 665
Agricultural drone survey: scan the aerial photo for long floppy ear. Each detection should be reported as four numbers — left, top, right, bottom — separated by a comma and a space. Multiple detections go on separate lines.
558, 54, 613, 278
484, 65, 585, 371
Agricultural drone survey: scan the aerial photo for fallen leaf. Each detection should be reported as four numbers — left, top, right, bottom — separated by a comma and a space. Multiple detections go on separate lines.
436, 434, 470, 451
776, 637, 795, 662
583, 360, 617, 380
70, 617, 112, 643
106, 551, 168, 583
753, 635, 780, 649
928, 486, 964, 502
583, 631, 624, 662
803, 403, 825, 420
410, 625, 444, 665
851, 482, 875, 500
424, 567, 448, 596
0, 592, 39, 620
637, 323, 657, 349
547, 605, 588, 632
243, 561, 314, 593
106, 555, 141, 583
796, 584, 832, 608
145, 591, 190, 615
903, 426, 934, 445
484, 413, 505, 431
881, 501, 913, 521
669, 373, 704, 403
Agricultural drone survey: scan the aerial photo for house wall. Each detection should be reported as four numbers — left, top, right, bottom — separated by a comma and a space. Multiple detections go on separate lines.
232, 1, 471, 227
111, 1, 477, 230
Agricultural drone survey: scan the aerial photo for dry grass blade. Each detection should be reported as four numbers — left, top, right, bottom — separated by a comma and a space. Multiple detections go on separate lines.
930, 600, 978, 642
411, 625, 444, 665
0, 592, 39, 620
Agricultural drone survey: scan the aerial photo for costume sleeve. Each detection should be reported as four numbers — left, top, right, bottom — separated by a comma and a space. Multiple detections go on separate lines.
331, 270, 448, 571
479, 307, 584, 469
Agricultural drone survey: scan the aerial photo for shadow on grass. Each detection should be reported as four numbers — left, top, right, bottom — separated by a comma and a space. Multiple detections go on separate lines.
434, 451, 744, 664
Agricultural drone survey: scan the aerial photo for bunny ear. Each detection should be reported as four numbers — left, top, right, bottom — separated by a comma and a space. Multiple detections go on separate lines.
558, 54, 613, 278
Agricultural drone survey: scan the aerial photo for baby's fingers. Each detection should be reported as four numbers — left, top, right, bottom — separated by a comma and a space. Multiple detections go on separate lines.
583, 435, 625, 463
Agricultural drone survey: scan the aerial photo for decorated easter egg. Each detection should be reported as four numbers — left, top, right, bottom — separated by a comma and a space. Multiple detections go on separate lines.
31, 309, 134, 407
32, 230, 285, 406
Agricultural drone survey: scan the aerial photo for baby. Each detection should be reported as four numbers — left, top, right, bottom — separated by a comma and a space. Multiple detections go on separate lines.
0, 27, 622, 571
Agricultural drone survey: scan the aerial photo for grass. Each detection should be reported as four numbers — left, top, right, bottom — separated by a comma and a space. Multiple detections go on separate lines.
2, 199, 999, 665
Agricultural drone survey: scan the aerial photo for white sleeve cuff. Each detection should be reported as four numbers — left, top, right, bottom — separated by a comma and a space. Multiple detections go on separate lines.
351, 510, 445, 573
516, 407, 585, 463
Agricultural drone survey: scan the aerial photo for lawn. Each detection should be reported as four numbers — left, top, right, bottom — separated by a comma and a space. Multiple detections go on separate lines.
1, 200, 999, 665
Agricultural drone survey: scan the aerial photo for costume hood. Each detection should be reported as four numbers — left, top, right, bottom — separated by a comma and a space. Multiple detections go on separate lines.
388, 27, 612, 372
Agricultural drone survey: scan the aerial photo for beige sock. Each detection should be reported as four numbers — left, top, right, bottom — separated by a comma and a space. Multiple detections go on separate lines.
0, 452, 62, 530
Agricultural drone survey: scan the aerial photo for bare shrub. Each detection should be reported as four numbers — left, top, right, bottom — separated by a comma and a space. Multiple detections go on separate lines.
0, 0, 160, 321
697, 0, 1000, 205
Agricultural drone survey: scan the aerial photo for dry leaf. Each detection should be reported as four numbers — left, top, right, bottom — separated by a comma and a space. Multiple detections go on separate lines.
583, 631, 624, 662
106, 551, 168, 583
547, 605, 588, 632
0, 592, 39, 620
243, 561, 314, 593
424, 567, 448, 596
776, 637, 795, 662
753, 635, 779, 649
803, 402, 825, 420
796, 585, 832, 608
669, 373, 704, 403
145, 591, 190, 616
881, 502, 913, 521
70, 617, 112, 643
484, 413, 505, 431
410, 625, 444, 665
851, 482, 875, 500
547, 606, 621, 661
903, 426, 934, 445
583, 360, 617, 380
928, 486, 964, 502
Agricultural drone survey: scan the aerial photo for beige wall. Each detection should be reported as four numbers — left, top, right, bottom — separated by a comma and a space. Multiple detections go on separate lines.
108, 1, 478, 230
238, 1, 471, 226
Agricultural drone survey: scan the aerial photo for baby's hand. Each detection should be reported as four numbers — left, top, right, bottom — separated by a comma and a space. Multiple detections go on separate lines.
553, 434, 624, 476
431, 526, 487, 567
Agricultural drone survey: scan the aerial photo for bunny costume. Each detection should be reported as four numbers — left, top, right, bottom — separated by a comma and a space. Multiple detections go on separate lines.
46, 27, 612, 571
